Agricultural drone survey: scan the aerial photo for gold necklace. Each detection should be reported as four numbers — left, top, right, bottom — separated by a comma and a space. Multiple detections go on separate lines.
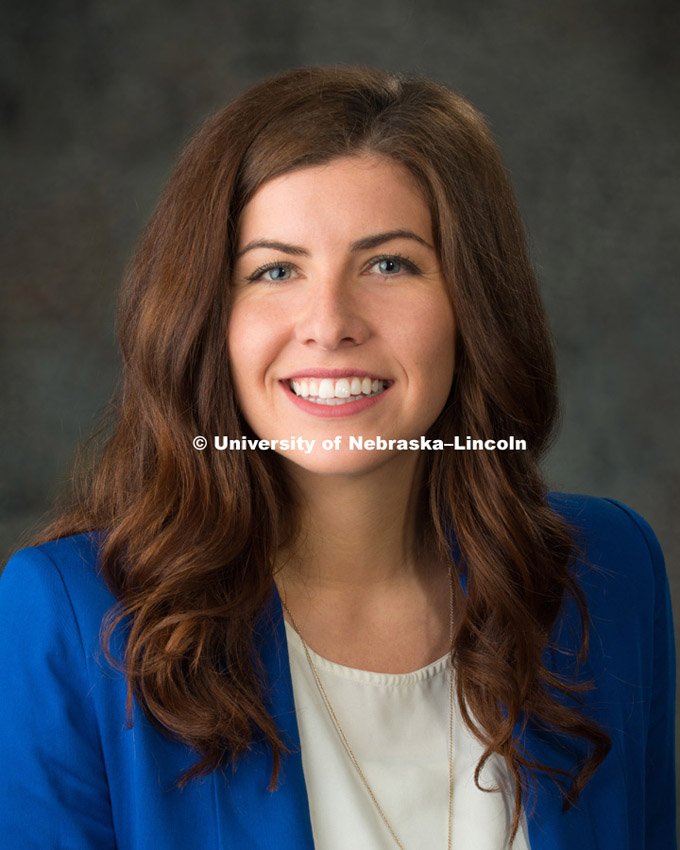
280, 570, 455, 850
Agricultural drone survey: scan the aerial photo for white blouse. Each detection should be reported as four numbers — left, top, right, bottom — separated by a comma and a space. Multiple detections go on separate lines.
285, 622, 531, 850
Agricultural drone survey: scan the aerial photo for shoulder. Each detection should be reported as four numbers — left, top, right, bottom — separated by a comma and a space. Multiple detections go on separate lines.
547, 491, 663, 562
545, 492, 673, 685
2, 532, 115, 599
547, 491, 665, 600
0, 532, 118, 671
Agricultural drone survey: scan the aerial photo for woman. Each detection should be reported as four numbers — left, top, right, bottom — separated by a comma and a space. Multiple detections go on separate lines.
0, 66, 675, 849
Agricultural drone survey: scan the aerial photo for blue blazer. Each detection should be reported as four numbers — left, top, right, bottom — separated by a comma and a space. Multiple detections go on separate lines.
0, 494, 675, 849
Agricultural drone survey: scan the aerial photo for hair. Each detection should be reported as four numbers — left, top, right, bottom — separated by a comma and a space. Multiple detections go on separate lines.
31, 65, 610, 843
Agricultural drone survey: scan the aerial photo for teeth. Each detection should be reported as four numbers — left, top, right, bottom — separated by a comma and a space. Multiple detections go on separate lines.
318, 379, 335, 399
334, 378, 351, 398
289, 376, 388, 402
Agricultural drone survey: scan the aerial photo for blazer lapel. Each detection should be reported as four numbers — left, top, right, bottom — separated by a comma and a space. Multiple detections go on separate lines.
212, 585, 315, 850
461, 549, 620, 849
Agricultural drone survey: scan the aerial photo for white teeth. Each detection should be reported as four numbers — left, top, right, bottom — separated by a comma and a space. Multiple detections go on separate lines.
289, 375, 388, 403
318, 378, 335, 399
334, 378, 351, 398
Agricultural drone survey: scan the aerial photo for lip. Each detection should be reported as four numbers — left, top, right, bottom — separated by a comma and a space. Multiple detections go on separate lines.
280, 379, 393, 419
283, 368, 389, 381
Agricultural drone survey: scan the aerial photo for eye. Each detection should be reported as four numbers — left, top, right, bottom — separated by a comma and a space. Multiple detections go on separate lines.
246, 262, 296, 283
366, 254, 420, 276
262, 265, 292, 282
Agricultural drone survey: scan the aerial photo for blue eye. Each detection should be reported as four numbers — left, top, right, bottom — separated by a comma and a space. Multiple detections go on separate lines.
376, 258, 401, 274
262, 265, 292, 281
368, 254, 420, 276
246, 262, 295, 283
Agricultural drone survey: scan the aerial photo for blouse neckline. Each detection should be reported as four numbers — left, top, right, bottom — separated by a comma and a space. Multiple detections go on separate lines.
283, 620, 451, 688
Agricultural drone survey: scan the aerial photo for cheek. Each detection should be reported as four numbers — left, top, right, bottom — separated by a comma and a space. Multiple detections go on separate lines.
430, 314, 456, 372
227, 301, 278, 383
395, 298, 456, 381
227, 308, 269, 418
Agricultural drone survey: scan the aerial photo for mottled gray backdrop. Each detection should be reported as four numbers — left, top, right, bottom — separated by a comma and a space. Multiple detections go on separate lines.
2, 0, 678, 807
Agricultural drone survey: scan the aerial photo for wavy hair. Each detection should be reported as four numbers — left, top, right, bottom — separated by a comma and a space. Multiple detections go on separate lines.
32, 66, 610, 843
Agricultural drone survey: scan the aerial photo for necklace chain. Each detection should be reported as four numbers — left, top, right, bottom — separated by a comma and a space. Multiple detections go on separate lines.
280, 571, 455, 850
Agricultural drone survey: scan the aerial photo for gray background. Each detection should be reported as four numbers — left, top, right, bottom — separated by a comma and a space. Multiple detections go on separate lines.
2, 0, 678, 816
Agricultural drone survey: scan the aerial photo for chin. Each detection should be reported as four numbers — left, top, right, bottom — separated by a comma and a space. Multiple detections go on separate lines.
279, 446, 414, 479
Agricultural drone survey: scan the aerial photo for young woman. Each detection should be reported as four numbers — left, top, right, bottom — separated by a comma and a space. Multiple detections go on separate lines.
0, 66, 675, 849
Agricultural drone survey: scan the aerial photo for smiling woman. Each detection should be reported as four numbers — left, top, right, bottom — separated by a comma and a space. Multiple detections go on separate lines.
0, 67, 675, 850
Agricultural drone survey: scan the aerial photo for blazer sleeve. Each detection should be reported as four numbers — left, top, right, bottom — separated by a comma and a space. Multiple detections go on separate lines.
0, 546, 115, 849
605, 499, 677, 848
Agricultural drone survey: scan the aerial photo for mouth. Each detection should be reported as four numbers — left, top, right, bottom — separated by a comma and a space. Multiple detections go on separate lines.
286, 375, 391, 406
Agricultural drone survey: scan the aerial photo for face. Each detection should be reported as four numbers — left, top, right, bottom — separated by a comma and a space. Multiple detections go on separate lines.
228, 155, 455, 476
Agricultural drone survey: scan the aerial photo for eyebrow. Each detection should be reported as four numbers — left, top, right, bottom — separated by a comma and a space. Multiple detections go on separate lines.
235, 229, 435, 259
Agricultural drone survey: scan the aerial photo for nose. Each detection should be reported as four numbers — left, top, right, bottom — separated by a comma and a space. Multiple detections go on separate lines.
293, 271, 370, 350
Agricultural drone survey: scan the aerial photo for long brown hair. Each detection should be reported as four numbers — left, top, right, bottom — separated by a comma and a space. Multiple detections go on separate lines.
31, 66, 610, 842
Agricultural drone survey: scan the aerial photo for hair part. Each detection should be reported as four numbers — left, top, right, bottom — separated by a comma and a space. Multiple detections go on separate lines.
32, 65, 610, 844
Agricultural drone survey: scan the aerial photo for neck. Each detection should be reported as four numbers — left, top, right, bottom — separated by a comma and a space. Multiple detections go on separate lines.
276, 452, 430, 593
275, 453, 454, 673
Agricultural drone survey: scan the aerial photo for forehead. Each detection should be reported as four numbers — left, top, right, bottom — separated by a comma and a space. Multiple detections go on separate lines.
236, 155, 433, 246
